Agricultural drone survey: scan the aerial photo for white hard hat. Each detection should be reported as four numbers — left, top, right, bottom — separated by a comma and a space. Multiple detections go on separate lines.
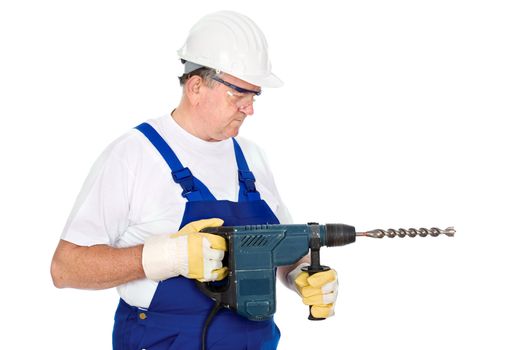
178, 11, 283, 88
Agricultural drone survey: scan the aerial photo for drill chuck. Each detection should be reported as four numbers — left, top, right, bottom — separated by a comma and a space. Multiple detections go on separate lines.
325, 224, 356, 247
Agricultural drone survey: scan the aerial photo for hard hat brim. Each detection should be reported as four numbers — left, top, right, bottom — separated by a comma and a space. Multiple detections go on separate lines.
235, 73, 284, 88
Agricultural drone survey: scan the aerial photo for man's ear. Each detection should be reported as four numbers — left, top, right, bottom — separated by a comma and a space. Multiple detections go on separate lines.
185, 75, 204, 105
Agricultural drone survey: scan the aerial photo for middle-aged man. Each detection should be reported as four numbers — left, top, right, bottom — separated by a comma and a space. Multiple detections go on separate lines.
51, 10, 338, 350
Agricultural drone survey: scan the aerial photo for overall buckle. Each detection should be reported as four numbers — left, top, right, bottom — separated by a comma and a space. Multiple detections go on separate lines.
172, 168, 197, 196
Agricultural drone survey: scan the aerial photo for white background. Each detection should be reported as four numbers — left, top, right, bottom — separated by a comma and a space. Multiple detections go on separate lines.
1, 0, 524, 349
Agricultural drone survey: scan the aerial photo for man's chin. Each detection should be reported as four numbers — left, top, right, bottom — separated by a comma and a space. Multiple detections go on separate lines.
214, 128, 240, 141
228, 124, 243, 138
229, 128, 240, 138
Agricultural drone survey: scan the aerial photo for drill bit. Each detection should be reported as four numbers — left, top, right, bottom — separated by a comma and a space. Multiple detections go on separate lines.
357, 226, 455, 239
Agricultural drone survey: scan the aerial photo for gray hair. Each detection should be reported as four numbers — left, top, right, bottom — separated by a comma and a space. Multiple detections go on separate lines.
178, 60, 220, 88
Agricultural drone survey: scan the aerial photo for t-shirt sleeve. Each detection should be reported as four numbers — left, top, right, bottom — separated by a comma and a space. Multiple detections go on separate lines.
274, 196, 293, 224
261, 156, 293, 224
61, 137, 134, 247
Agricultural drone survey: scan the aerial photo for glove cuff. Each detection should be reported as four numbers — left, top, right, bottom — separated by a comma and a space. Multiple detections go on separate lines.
142, 234, 185, 281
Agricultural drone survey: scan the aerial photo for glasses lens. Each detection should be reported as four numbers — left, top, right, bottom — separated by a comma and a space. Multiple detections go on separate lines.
227, 91, 256, 107
239, 93, 256, 105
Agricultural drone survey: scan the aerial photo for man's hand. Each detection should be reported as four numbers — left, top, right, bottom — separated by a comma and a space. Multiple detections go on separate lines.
142, 218, 228, 282
287, 263, 338, 318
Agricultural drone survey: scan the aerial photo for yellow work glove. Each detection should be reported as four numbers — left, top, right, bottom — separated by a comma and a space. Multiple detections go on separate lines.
287, 263, 338, 318
142, 218, 228, 282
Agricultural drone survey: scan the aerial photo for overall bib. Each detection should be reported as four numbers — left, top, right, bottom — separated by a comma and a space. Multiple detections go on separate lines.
113, 123, 281, 350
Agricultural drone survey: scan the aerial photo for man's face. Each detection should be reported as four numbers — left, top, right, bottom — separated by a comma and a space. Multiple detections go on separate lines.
199, 73, 260, 141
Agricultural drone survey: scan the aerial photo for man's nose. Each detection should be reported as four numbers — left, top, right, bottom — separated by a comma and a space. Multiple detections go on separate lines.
240, 103, 254, 116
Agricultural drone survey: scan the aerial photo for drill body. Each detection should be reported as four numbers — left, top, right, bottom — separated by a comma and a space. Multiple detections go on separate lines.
198, 223, 356, 321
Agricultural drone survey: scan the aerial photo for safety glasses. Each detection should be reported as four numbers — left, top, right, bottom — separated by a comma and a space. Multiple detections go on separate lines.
211, 76, 261, 107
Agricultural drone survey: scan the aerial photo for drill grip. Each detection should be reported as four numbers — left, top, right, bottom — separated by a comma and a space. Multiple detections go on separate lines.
304, 223, 330, 321
302, 263, 331, 320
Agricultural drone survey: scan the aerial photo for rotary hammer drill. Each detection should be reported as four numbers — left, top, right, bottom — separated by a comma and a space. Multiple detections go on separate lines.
198, 223, 454, 321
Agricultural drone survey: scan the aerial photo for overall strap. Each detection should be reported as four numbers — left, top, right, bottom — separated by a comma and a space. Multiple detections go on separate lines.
232, 138, 261, 202
135, 123, 215, 201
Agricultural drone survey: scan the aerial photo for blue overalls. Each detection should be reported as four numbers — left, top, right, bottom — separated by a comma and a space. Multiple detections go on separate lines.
113, 123, 281, 350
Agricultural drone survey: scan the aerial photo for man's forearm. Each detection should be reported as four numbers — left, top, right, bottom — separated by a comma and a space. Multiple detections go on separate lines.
51, 239, 145, 290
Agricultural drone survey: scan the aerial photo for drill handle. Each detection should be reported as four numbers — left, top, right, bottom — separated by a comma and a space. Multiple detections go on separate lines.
303, 227, 331, 321
302, 263, 331, 320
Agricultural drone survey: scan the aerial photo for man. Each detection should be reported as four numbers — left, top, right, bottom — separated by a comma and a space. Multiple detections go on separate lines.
51, 10, 338, 350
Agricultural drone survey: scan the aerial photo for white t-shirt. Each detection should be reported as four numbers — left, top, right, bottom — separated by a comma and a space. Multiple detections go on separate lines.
61, 114, 292, 308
